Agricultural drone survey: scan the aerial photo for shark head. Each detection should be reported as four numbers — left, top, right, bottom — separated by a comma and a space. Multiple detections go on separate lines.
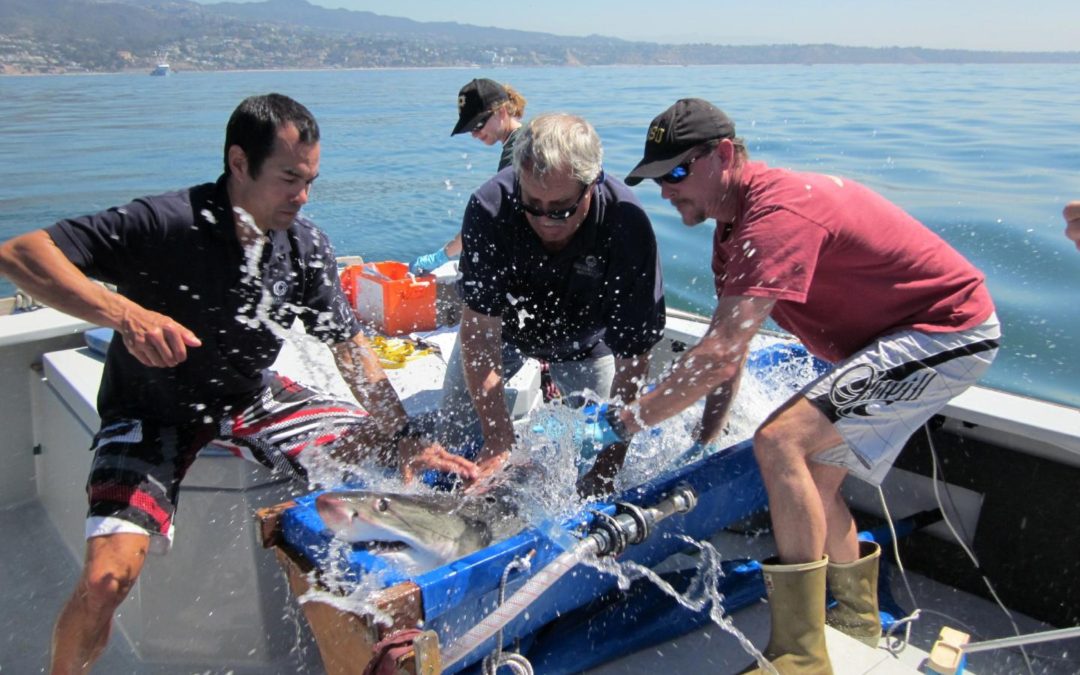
315, 490, 513, 568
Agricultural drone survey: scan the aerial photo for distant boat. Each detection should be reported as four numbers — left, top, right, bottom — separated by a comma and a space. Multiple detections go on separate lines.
150, 61, 170, 76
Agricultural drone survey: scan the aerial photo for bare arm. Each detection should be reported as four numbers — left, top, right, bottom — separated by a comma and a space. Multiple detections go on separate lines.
697, 365, 744, 445
331, 332, 478, 481
619, 295, 775, 434
578, 353, 652, 495
445, 232, 463, 258
459, 306, 515, 472
0, 230, 201, 367
331, 332, 409, 434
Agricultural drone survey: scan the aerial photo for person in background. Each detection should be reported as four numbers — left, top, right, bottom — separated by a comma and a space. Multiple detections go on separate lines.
0, 93, 477, 674
599, 98, 999, 673
1064, 201, 1080, 250
441, 112, 665, 496
409, 78, 527, 274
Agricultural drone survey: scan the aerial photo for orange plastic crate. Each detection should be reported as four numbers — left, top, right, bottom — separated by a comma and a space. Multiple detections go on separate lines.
348, 261, 436, 336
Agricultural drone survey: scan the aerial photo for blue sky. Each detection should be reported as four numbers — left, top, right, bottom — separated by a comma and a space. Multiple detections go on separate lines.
216, 0, 1080, 52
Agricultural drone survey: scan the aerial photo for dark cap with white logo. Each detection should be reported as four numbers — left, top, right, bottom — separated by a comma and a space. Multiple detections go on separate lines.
451, 78, 509, 136
625, 98, 736, 185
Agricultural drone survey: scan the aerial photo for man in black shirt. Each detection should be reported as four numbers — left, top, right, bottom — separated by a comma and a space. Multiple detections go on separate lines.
0, 93, 477, 674
441, 113, 665, 495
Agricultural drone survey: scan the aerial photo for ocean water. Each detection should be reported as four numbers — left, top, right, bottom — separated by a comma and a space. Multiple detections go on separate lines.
0, 65, 1077, 407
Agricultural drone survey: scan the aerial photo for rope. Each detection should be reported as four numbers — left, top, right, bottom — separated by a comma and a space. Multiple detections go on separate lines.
482, 555, 535, 675
370, 335, 432, 369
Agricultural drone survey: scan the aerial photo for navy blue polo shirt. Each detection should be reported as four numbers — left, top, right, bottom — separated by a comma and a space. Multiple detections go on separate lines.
460, 168, 665, 362
46, 176, 360, 424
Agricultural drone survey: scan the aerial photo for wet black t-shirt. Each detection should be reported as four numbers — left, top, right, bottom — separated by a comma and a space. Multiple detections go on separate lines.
46, 176, 359, 424
460, 168, 665, 362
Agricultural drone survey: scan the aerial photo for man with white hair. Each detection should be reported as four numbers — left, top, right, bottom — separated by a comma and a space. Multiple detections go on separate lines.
439, 113, 666, 493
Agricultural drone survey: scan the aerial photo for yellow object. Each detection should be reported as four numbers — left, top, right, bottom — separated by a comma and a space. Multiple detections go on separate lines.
371, 335, 431, 369
826, 540, 882, 646
741, 557, 833, 674
927, 626, 970, 674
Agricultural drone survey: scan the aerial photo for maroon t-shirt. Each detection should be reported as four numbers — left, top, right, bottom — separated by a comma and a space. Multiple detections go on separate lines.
713, 161, 994, 363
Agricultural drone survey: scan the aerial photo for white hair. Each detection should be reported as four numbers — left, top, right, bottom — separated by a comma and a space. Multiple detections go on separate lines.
512, 113, 603, 185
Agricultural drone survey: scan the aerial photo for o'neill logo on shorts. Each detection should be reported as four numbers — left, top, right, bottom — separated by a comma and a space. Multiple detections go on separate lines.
828, 363, 937, 418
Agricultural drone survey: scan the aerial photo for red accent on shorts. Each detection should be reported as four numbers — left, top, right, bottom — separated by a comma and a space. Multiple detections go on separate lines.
90, 483, 172, 534
277, 375, 302, 392
232, 406, 366, 435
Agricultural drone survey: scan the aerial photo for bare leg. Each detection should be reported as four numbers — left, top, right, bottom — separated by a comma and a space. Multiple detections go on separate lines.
51, 533, 149, 675
810, 461, 860, 564
753, 397, 847, 564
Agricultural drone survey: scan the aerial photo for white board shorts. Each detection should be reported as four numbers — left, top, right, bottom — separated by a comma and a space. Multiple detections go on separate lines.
803, 313, 1001, 485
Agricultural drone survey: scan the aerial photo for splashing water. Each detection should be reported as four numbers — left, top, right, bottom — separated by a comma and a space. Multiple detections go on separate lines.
232, 212, 817, 670
586, 536, 779, 674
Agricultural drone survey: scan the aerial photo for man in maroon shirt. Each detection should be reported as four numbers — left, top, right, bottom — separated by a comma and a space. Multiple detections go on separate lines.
607, 99, 1000, 673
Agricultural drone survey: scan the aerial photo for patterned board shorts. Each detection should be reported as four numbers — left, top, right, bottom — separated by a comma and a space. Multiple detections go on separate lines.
803, 313, 1001, 485
85, 373, 368, 553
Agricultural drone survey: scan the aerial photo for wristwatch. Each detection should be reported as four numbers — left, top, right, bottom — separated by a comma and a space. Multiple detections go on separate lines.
603, 406, 632, 444
390, 419, 423, 445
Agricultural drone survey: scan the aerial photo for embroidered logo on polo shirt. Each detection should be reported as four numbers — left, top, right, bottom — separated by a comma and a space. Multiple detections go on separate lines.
572, 255, 602, 279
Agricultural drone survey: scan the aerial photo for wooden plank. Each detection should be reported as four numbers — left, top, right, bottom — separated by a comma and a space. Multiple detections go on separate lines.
255, 500, 296, 548
263, 513, 427, 675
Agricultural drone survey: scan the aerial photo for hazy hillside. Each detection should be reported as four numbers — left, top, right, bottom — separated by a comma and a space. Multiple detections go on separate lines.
199, 0, 591, 45
2, 0, 1078, 74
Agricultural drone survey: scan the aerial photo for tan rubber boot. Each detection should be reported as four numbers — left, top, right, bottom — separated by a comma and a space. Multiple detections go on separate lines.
742, 556, 833, 674
826, 540, 882, 647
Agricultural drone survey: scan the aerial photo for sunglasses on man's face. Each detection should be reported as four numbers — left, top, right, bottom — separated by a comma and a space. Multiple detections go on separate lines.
517, 182, 590, 221
653, 152, 705, 185
472, 112, 493, 132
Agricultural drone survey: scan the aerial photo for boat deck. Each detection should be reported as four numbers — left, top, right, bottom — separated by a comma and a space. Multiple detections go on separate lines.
4, 498, 1073, 674
2, 306, 1077, 674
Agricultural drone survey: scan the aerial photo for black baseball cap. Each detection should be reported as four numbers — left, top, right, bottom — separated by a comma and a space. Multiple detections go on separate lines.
451, 78, 509, 136
625, 98, 736, 185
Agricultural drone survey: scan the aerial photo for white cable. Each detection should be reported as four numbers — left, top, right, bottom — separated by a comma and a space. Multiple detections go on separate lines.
923, 426, 1035, 675
876, 485, 920, 655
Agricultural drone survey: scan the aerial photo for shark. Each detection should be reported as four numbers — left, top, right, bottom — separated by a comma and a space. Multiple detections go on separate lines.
315, 487, 530, 572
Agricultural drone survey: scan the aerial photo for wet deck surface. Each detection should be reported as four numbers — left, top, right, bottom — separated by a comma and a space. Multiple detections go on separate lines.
2, 500, 1076, 674
588, 531, 1077, 675
0, 499, 322, 674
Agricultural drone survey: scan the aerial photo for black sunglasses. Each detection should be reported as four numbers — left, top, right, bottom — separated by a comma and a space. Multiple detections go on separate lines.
472, 111, 493, 132
653, 151, 706, 185
516, 171, 602, 221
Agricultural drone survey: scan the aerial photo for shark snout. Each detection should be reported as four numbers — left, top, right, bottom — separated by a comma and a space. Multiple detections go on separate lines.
315, 493, 356, 531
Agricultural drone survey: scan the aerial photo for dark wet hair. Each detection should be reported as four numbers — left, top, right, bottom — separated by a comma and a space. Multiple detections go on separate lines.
223, 93, 320, 178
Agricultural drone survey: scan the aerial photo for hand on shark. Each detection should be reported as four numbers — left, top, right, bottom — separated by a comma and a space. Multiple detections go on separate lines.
397, 436, 479, 484
467, 448, 513, 489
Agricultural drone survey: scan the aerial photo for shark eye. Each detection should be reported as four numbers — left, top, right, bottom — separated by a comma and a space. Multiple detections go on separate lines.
375, 498, 390, 513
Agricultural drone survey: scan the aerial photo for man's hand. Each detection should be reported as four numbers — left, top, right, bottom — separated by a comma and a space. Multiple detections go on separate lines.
397, 437, 479, 484
577, 439, 628, 499
1064, 201, 1080, 251
118, 306, 201, 368
469, 446, 513, 485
